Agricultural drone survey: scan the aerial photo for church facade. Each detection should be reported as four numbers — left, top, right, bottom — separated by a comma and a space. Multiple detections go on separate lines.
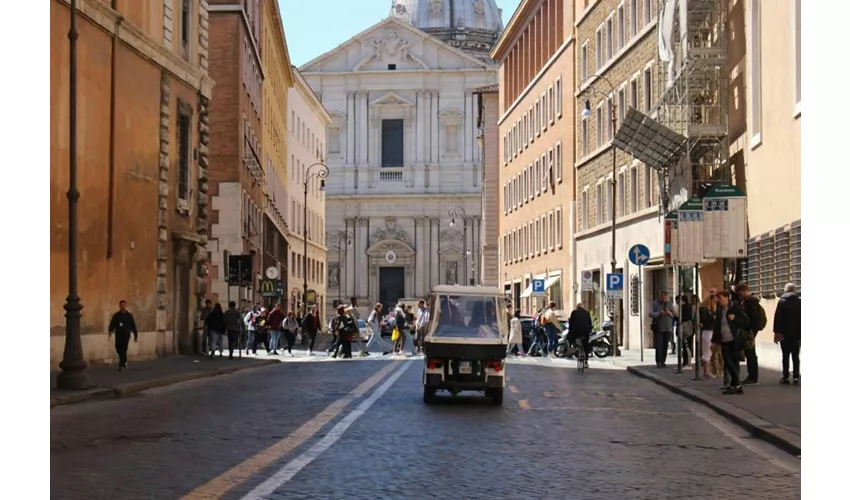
299, 1, 502, 312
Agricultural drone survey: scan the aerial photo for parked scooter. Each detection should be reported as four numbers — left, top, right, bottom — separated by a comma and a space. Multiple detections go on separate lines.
555, 320, 613, 359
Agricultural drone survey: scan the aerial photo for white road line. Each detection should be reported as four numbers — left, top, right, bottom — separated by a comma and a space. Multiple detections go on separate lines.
239, 360, 414, 499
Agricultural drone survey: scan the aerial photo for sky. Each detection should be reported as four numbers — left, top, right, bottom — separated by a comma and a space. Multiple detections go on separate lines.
278, 0, 522, 67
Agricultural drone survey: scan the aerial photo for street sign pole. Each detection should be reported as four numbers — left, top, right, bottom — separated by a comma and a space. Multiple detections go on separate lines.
237, 260, 243, 357
674, 265, 683, 374
692, 262, 701, 380
638, 263, 644, 362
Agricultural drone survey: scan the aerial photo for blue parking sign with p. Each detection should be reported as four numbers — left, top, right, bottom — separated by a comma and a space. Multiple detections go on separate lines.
532, 279, 546, 294
606, 273, 623, 291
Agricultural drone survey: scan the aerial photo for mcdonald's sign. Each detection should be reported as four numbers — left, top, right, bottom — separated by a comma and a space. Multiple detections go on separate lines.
259, 279, 278, 297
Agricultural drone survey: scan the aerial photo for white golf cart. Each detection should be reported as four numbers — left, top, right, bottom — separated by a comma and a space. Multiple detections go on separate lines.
421, 285, 508, 406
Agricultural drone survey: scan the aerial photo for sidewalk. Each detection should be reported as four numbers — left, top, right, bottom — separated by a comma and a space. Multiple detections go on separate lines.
50, 354, 279, 409
607, 350, 801, 456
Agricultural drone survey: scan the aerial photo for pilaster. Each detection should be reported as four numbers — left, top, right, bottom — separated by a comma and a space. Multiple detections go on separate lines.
156, 71, 171, 357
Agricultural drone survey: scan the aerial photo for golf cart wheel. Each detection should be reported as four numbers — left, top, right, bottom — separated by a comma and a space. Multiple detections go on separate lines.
423, 386, 437, 404
489, 387, 504, 406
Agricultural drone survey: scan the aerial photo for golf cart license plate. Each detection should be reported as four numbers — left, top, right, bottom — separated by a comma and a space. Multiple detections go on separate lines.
459, 361, 472, 374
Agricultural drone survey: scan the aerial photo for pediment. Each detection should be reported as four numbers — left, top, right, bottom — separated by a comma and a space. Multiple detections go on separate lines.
299, 16, 492, 74
366, 238, 416, 256
371, 92, 416, 108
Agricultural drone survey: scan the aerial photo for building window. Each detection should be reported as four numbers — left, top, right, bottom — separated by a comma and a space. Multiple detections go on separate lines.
644, 163, 653, 208
530, 218, 536, 254
643, 66, 653, 112
630, 166, 638, 213
180, 0, 191, 61
328, 127, 341, 154
595, 26, 603, 69
618, 171, 626, 216
555, 208, 563, 248
556, 78, 563, 118
446, 124, 459, 152
581, 117, 589, 156
793, 0, 801, 115
643, 0, 651, 25
541, 93, 548, 130
535, 159, 541, 196
596, 104, 603, 147
748, 0, 763, 146
630, 77, 638, 109
548, 86, 555, 124
618, 87, 626, 124
529, 107, 535, 142
595, 183, 603, 226
381, 119, 404, 167
617, 3, 625, 51
176, 111, 191, 201
549, 211, 555, 251
606, 15, 614, 61
542, 213, 549, 251
630, 0, 638, 37
541, 153, 548, 192
581, 190, 589, 231
581, 43, 588, 82
535, 100, 541, 135
555, 142, 562, 182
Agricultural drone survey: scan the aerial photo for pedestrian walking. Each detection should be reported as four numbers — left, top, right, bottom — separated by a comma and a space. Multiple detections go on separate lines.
199, 299, 212, 355
735, 283, 768, 385
266, 305, 285, 355
403, 304, 416, 356
331, 305, 356, 359
243, 305, 259, 355
223, 301, 244, 359
282, 311, 299, 356
108, 300, 138, 371
204, 303, 226, 359
391, 303, 410, 355
712, 290, 749, 395
528, 307, 546, 356
366, 303, 392, 354
675, 295, 694, 366
301, 306, 320, 355
542, 302, 562, 357
415, 300, 429, 355
773, 283, 801, 385
649, 291, 677, 368
507, 308, 525, 357
698, 294, 718, 378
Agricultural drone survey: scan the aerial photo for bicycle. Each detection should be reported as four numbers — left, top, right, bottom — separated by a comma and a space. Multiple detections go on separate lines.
576, 338, 588, 374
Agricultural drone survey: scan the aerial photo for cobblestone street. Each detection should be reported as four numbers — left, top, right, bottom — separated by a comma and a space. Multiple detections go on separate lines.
51, 358, 801, 499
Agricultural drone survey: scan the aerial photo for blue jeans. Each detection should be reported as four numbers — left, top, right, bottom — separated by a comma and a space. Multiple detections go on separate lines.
529, 328, 547, 354
269, 330, 282, 352
545, 323, 559, 353
245, 329, 255, 351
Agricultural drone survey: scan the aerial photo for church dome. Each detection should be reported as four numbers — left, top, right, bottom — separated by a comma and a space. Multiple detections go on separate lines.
388, 0, 504, 58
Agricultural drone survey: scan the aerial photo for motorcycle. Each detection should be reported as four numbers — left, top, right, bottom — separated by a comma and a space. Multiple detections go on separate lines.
555, 320, 613, 359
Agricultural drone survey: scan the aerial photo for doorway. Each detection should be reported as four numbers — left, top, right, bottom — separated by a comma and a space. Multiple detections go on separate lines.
174, 260, 191, 354
379, 267, 405, 309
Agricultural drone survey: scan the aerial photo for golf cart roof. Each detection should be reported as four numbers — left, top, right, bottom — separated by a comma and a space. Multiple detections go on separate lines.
430, 285, 503, 297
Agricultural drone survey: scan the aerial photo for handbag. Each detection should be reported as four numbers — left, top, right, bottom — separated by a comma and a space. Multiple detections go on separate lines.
391, 328, 400, 341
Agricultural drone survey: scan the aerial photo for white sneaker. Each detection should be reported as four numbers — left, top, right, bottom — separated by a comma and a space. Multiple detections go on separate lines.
308, 350, 314, 356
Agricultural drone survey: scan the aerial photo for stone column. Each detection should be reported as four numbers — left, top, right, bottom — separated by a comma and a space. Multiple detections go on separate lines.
430, 91, 439, 164
344, 217, 355, 299
464, 90, 472, 163
430, 217, 440, 287
346, 91, 356, 165
472, 93, 480, 163
357, 91, 369, 166
465, 217, 474, 285
414, 217, 426, 296
415, 91, 425, 164
356, 217, 369, 299
423, 91, 431, 164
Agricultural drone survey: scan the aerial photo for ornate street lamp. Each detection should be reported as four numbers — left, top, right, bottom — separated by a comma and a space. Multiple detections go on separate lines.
303, 162, 328, 310
448, 206, 472, 285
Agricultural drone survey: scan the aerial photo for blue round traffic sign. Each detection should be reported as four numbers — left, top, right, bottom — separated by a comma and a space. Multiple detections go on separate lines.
628, 244, 651, 266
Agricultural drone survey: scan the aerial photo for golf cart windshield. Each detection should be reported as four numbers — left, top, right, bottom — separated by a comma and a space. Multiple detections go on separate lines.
430, 294, 506, 339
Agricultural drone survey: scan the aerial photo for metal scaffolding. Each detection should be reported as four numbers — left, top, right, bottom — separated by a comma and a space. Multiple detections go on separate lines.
653, 0, 729, 210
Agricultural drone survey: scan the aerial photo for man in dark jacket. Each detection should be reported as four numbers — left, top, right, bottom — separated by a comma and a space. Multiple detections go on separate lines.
735, 283, 763, 385
266, 304, 285, 355
199, 299, 212, 355
223, 301, 244, 359
649, 292, 678, 368
302, 306, 320, 355
713, 291, 749, 394
108, 300, 138, 371
774, 283, 801, 384
567, 303, 593, 359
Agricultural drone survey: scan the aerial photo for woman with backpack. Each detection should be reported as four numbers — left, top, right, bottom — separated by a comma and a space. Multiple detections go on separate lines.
281, 311, 299, 356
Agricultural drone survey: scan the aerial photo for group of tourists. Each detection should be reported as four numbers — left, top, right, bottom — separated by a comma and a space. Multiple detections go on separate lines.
650, 282, 801, 395
198, 300, 322, 358
327, 297, 429, 358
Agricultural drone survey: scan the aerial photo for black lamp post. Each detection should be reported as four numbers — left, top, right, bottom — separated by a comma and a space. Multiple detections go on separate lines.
331, 230, 353, 305
448, 206, 470, 285
303, 162, 328, 311
57, 0, 88, 389
580, 73, 620, 357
